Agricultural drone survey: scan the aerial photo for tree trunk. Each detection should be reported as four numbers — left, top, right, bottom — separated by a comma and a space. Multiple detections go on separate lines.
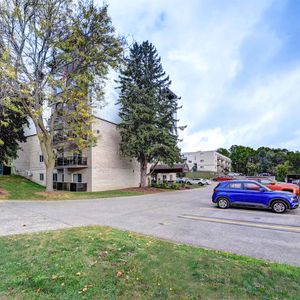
36, 128, 56, 193
140, 159, 148, 188
45, 161, 55, 192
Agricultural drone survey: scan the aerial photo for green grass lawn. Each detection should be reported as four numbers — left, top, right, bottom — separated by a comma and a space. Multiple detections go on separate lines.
0, 226, 299, 299
0, 176, 144, 200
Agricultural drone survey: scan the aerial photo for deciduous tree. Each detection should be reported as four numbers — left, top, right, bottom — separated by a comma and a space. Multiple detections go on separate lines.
0, 0, 122, 191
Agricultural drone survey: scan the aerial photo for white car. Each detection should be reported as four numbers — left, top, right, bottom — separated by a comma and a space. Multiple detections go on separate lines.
186, 178, 205, 185
203, 179, 212, 185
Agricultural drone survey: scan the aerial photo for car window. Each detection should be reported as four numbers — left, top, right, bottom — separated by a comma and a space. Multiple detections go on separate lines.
244, 182, 261, 190
260, 179, 273, 185
226, 183, 242, 189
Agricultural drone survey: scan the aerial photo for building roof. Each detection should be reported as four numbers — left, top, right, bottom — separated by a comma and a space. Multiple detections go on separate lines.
151, 163, 189, 173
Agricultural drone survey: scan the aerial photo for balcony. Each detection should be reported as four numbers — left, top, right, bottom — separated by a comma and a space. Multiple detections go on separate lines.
53, 182, 87, 192
55, 156, 88, 169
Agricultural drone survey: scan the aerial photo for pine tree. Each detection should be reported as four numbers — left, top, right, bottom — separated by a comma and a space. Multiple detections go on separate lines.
117, 41, 182, 187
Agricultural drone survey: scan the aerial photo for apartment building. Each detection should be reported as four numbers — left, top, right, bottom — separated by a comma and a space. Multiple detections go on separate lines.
182, 150, 231, 174
13, 117, 141, 192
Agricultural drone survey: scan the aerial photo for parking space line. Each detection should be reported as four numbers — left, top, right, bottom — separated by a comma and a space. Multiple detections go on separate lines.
198, 206, 300, 217
179, 214, 300, 233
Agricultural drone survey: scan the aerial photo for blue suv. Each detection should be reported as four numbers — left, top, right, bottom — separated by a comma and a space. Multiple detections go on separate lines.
212, 180, 299, 213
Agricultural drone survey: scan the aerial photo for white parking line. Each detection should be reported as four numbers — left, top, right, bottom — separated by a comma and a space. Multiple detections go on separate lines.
179, 214, 300, 232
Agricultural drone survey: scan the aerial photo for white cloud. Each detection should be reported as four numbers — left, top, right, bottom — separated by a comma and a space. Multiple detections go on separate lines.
99, 0, 300, 151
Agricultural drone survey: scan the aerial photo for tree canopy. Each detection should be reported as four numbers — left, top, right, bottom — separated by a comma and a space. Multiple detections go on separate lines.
218, 145, 300, 179
0, 101, 27, 163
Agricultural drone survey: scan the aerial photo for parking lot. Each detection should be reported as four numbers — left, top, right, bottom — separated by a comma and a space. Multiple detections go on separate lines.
1, 184, 300, 265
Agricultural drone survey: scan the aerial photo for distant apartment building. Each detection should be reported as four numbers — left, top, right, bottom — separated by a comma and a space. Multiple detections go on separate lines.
13, 117, 141, 192
182, 150, 231, 174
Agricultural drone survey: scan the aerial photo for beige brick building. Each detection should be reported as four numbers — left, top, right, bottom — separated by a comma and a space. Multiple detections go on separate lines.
182, 150, 231, 174
13, 117, 141, 191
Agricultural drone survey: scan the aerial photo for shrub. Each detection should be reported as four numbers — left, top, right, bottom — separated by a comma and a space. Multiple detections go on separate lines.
151, 182, 158, 188
171, 183, 180, 190
161, 182, 169, 189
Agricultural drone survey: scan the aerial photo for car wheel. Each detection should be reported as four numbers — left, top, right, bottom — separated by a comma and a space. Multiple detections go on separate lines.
271, 200, 287, 213
217, 197, 230, 209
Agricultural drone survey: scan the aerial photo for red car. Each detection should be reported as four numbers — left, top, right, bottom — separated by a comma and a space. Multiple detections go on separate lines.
247, 177, 300, 196
213, 176, 234, 181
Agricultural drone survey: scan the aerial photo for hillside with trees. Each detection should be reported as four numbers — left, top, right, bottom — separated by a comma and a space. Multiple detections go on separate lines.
218, 145, 300, 180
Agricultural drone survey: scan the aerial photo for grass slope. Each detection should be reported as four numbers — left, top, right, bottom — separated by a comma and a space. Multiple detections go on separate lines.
0, 226, 299, 299
0, 176, 143, 200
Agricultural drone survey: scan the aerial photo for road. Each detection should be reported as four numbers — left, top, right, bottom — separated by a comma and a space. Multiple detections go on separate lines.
1, 185, 300, 266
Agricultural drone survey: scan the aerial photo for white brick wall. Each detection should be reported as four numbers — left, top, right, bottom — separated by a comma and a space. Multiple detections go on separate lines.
13, 118, 141, 191
90, 118, 140, 191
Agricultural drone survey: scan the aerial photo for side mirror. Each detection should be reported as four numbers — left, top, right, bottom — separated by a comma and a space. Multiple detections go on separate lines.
271, 182, 276, 185
259, 187, 266, 192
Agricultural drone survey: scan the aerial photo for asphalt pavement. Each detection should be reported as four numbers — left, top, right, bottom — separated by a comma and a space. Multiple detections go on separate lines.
1, 185, 300, 266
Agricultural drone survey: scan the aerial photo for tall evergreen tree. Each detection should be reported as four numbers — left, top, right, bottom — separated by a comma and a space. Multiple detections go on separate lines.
117, 41, 182, 187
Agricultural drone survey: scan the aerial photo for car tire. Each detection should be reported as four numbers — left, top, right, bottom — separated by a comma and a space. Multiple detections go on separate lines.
271, 200, 287, 213
217, 197, 230, 209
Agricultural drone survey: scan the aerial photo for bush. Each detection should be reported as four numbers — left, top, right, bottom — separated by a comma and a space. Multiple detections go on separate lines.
171, 183, 180, 190
151, 182, 158, 188
160, 182, 169, 189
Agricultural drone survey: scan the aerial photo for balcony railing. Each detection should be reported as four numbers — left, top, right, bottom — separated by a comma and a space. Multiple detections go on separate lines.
55, 156, 88, 168
53, 182, 87, 192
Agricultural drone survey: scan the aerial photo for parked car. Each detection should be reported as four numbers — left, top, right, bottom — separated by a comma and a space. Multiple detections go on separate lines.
257, 173, 272, 177
186, 178, 205, 185
203, 179, 212, 185
246, 177, 300, 196
213, 176, 234, 181
292, 179, 300, 186
176, 177, 188, 184
212, 180, 299, 213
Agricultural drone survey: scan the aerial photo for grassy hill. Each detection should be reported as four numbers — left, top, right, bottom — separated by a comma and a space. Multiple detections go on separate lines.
0, 175, 144, 200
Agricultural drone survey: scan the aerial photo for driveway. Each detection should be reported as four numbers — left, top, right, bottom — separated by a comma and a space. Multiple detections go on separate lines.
1, 185, 300, 266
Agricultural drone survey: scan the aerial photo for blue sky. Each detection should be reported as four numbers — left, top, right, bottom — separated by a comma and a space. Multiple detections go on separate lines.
98, 0, 300, 152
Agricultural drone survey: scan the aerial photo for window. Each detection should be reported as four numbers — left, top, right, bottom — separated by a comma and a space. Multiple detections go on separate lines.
162, 175, 167, 181
170, 174, 173, 181
73, 174, 82, 183
260, 179, 273, 185
244, 182, 261, 190
39, 155, 44, 162
227, 182, 242, 189
200, 159, 204, 162
39, 173, 44, 181
53, 173, 57, 182
188, 160, 192, 163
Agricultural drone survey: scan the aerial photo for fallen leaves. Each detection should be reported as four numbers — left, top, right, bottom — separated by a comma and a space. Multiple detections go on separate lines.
116, 270, 123, 278
78, 284, 93, 294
